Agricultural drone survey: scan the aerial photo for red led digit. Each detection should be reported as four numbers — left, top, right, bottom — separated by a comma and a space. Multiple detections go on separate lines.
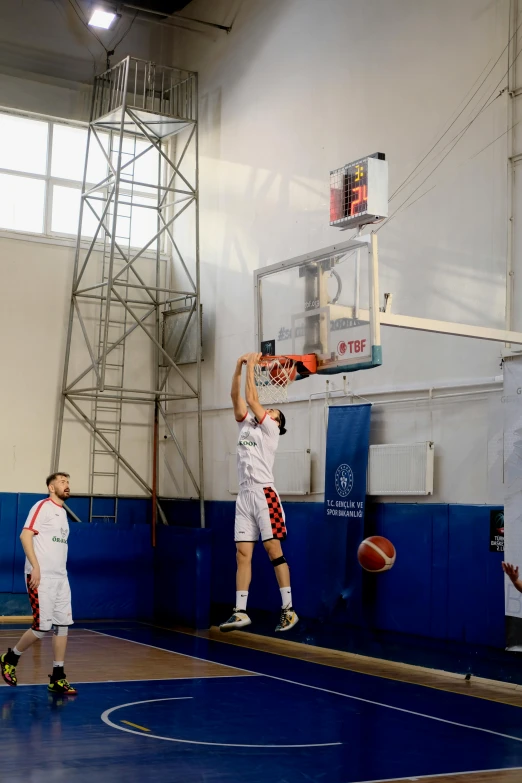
350, 185, 367, 215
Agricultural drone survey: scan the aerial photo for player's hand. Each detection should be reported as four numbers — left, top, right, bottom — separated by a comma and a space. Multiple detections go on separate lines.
247, 352, 262, 365
29, 564, 41, 590
502, 562, 519, 583
237, 353, 250, 366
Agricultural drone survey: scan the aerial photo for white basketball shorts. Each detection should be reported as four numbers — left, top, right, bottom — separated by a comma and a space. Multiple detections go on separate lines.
234, 485, 287, 543
27, 575, 73, 631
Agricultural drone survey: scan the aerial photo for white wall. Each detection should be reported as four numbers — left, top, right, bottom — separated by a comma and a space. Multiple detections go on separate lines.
0, 0, 175, 495
0, 238, 73, 492
0, 0, 514, 504
165, 0, 512, 504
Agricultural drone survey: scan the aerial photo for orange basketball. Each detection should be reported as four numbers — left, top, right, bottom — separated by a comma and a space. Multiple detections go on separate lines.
269, 359, 297, 386
357, 536, 396, 573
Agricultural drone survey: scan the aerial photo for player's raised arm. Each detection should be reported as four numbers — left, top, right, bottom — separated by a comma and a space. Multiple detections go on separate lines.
245, 352, 267, 422
231, 354, 249, 422
503, 562, 522, 593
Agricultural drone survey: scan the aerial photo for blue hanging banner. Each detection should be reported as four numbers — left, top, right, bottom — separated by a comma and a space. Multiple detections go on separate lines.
324, 404, 371, 521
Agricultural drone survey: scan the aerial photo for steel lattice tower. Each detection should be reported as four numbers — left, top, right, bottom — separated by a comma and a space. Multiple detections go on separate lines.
53, 57, 203, 530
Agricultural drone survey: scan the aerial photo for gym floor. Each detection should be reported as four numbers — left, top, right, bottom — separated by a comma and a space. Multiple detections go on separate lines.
1, 622, 521, 783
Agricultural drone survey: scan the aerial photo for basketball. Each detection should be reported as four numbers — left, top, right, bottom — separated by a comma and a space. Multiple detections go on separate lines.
357, 536, 396, 573
269, 358, 297, 386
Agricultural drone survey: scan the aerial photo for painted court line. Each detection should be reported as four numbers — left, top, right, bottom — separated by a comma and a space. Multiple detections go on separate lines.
101, 696, 342, 748
121, 720, 151, 732
1, 674, 255, 688
85, 628, 258, 674
90, 628, 522, 746
139, 622, 522, 709
0, 633, 98, 638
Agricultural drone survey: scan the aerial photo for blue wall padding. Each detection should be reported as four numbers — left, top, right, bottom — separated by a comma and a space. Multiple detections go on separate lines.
154, 526, 212, 629
67, 523, 154, 619
160, 498, 202, 527
362, 504, 447, 638
65, 496, 90, 523
0, 593, 32, 615
202, 499, 505, 648
63, 496, 151, 526
0, 494, 18, 592
3, 492, 155, 618
207, 500, 361, 620
0, 493, 507, 644
447, 505, 505, 647
91, 496, 116, 520
1, 493, 210, 625
118, 497, 151, 526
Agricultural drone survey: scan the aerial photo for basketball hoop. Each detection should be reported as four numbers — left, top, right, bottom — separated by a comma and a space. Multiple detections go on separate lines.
254, 354, 317, 404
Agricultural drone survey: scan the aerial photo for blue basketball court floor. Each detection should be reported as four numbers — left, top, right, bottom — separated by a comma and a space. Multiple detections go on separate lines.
1, 622, 521, 782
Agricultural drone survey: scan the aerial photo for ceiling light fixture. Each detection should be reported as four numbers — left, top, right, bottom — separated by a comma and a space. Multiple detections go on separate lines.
88, 6, 119, 29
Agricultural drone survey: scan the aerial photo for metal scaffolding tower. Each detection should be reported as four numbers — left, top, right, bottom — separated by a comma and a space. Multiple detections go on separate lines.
53, 57, 203, 530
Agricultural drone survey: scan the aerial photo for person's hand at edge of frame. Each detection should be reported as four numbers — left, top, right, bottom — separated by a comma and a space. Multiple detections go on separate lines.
502, 562, 519, 582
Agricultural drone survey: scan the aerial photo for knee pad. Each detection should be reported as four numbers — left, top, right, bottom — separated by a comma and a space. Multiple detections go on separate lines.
31, 629, 47, 640
53, 626, 69, 637
272, 555, 287, 568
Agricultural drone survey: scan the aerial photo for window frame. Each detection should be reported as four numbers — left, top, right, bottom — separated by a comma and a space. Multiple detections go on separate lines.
0, 106, 169, 257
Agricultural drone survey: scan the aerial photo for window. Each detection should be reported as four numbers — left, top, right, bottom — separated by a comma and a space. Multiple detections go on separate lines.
0, 110, 163, 251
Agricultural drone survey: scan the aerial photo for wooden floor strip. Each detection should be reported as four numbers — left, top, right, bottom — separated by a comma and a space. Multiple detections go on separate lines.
383, 771, 522, 783
146, 623, 522, 708
0, 629, 253, 685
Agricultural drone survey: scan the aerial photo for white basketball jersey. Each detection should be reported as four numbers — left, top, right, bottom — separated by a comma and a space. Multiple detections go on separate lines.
236, 412, 280, 488
23, 498, 69, 579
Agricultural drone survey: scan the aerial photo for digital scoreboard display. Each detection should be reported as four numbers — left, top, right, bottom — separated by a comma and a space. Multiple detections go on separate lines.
330, 153, 388, 230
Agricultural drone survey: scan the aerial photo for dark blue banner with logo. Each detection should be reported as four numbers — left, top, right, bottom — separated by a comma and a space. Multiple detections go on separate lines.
325, 404, 371, 522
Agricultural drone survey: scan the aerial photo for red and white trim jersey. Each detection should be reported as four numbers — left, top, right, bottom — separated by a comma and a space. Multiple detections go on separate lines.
236, 412, 279, 488
23, 498, 69, 579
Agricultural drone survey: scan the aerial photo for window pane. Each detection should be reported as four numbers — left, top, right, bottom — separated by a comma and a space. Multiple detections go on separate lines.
131, 196, 158, 249
51, 185, 99, 237
51, 125, 109, 184
0, 113, 48, 175
112, 136, 161, 192
0, 173, 45, 233
110, 196, 158, 249
134, 139, 160, 187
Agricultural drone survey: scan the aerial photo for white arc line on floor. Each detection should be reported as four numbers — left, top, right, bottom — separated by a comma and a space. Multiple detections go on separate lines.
101, 696, 342, 748
88, 628, 522, 746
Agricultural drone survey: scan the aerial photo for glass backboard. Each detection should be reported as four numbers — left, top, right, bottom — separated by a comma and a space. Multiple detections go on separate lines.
254, 235, 381, 374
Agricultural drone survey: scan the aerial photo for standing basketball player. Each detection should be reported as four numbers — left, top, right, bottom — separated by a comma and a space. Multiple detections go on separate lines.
0, 473, 77, 694
220, 352, 298, 633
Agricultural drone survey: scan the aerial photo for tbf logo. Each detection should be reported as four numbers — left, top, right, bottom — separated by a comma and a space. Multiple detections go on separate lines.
337, 339, 367, 356
335, 464, 354, 498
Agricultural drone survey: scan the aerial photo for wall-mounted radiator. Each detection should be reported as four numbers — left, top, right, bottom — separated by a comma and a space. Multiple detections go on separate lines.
367, 442, 434, 496
228, 450, 311, 495
228, 442, 433, 497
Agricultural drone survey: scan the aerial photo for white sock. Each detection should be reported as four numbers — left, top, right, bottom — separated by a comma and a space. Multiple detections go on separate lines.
53, 661, 64, 668
280, 587, 292, 608
236, 591, 248, 611
13, 647, 23, 656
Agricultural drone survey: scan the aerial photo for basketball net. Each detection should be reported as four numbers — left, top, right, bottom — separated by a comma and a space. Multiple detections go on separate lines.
254, 357, 297, 404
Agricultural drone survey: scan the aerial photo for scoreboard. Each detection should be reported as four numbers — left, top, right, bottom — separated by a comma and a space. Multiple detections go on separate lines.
330, 153, 388, 230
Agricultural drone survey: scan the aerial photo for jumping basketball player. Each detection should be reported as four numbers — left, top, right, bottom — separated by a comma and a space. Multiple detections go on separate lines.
0, 473, 77, 694
220, 352, 299, 633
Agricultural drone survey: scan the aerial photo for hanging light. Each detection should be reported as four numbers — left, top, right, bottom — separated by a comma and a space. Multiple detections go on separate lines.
88, 4, 119, 29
